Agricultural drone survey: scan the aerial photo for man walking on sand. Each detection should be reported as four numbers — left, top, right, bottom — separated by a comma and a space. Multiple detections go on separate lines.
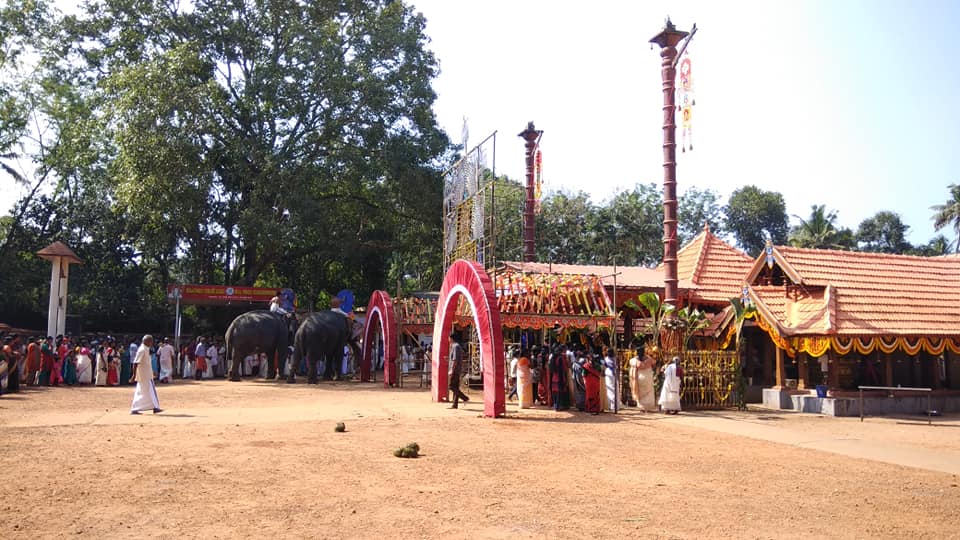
448, 332, 469, 409
130, 335, 162, 415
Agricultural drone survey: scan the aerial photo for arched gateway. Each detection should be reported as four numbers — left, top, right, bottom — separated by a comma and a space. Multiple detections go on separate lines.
431, 259, 505, 417
361, 290, 397, 386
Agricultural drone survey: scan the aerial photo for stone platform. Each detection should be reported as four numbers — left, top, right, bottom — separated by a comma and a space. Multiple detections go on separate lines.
761, 388, 960, 417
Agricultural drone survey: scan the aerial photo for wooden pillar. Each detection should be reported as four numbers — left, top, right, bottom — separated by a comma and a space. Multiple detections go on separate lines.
932, 354, 942, 390
828, 351, 840, 389
884, 352, 893, 387
774, 346, 785, 389
797, 353, 807, 390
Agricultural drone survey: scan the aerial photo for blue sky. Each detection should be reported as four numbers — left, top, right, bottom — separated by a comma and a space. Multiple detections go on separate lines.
3, 0, 959, 247
413, 0, 960, 245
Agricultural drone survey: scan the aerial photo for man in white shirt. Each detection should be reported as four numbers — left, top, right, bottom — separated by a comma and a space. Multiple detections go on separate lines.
507, 348, 519, 401
130, 335, 161, 414
206, 339, 219, 378
194, 337, 207, 379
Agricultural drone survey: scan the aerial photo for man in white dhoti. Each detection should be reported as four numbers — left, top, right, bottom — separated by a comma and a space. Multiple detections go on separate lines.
658, 356, 682, 414
158, 337, 175, 383
130, 335, 162, 415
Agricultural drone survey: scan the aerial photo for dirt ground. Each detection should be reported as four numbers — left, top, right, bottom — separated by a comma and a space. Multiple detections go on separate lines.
2, 379, 959, 539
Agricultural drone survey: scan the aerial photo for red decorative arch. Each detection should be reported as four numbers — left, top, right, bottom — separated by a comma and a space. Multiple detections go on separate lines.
432, 259, 505, 417
361, 290, 397, 386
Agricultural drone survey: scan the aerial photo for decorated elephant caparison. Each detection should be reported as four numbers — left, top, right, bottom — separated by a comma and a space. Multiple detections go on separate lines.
224, 310, 291, 381
290, 311, 361, 383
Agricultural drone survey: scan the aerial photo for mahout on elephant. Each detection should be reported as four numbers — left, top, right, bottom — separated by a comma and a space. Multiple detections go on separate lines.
224, 310, 292, 381
290, 310, 361, 384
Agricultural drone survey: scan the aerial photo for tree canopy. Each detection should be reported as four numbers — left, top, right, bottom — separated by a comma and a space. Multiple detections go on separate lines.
0, 0, 451, 332
931, 183, 960, 253
724, 185, 789, 256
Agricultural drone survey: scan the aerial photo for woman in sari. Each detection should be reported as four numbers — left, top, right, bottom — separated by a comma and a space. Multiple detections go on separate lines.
95, 344, 109, 386
49, 340, 65, 386
582, 354, 603, 414
602, 348, 618, 412
549, 346, 570, 411
571, 354, 586, 411
119, 342, 133, 385
76, 346, 93, 385
63, 348, 78, 385
634, 351, 658, 412
106, 343, 119, 386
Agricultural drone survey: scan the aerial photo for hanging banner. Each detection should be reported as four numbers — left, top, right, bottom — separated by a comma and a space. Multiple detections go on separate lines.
166, 284, 289, 306
677, 54, 695, 152
534, 149, 543, 214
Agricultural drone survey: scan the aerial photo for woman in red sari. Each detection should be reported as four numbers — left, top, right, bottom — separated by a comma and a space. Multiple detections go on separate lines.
582, 353, 603, 414
50, 338, 66, 386
106, 344, 119, 385
535, 348, 551, 407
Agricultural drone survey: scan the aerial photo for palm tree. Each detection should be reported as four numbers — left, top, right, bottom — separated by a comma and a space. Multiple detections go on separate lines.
931, 184, 960, 253
789, 205, 842, 249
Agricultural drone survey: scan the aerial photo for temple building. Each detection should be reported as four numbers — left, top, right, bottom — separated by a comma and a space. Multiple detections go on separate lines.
739, 242, 960, 414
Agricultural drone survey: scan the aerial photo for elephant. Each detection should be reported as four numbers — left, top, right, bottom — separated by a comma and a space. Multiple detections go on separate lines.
224, 310, 292, 381
289, 310, 361, 384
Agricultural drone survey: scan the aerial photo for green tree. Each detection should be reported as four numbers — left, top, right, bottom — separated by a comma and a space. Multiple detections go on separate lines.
724, 185, 789, 255
590, 183, 663, 266
485, 172, 524, 264
0, 0, 452, 331
789, 204, 845, 249
536, 190, 596, 264
931, 183, 960, 253
678, 186, 724, 244
856, 211, 912, 254
62, 0, 449, 286
910, 234, 951, 257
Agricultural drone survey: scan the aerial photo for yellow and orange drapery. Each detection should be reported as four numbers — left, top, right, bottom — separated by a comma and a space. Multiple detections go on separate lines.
724, 310, 960, 357
753, 314, 959, 358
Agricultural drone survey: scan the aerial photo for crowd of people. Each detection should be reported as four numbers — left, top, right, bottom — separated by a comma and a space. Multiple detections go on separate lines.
0, 332, 253, 396
4, 329, 683, 415
500, 342, 682, 415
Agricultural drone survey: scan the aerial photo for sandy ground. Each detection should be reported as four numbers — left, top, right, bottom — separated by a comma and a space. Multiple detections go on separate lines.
2, 379, 960, 539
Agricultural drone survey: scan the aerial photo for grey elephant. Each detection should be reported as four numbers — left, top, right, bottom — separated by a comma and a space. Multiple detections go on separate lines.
224, 310, 291, 381
290, 311, 361, 383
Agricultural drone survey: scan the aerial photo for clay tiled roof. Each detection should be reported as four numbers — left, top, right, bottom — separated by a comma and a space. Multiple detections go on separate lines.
749, 285, 835, 336
747, 246, 960, 337
499, 261, 695, 291
673, 228, 753, 305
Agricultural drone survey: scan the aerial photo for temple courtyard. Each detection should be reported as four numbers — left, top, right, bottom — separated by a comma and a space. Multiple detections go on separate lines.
2, 380, 959, 539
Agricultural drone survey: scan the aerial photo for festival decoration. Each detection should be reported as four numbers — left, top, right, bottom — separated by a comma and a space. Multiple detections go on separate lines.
744, 307, 960, 358
677, 55, 694, 152
534, 149, 543, 214
486, 270, 615, 330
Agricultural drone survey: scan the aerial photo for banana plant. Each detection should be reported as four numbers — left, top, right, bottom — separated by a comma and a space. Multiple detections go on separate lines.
675, 306, 711, 351
729, 297, 757, 350
729, 297, 757, 411
624, 291, 675, 351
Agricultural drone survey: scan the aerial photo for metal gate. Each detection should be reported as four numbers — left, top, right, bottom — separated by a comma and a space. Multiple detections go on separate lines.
679, 350, 740, 409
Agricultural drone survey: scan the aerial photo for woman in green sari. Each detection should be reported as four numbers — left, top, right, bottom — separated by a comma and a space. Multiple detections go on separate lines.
119, 339, 133, 385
